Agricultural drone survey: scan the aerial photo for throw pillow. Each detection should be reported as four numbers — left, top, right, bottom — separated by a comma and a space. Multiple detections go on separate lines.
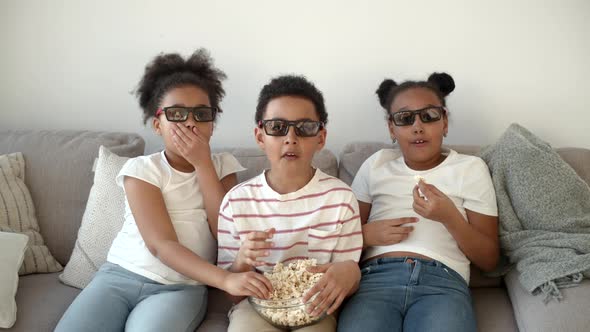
0, 231, 28, 328
0, 152, 62, 274
59, 146, 129, 288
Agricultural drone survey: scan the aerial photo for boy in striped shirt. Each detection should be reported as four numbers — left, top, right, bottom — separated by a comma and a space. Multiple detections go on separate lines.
217, 75, 363, 332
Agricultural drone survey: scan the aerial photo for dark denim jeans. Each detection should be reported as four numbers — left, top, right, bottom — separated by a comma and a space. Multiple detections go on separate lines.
338, 257, 476, 332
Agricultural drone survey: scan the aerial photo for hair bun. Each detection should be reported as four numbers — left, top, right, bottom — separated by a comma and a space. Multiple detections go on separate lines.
376, 79, 398, 108
427, 72, 455, 96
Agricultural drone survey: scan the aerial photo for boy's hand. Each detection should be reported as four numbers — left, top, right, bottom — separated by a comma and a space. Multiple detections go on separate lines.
412, 180, 461, 225
221, 271, 273, 299
362, 218, 417, 247
237, 228, 275, 268
171, 123, 212, 168
302, 260, 360, 316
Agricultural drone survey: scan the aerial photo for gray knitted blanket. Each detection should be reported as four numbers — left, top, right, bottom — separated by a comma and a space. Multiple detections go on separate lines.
479, 123, 590, 303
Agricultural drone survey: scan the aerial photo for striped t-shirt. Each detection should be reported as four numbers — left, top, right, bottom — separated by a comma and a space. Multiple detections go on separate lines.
217, 169, 363, 272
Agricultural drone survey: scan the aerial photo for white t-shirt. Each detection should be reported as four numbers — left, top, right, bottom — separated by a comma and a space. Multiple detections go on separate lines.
351, 148, 497, 283
217, 169, 363, 272
107, 151, 245, 285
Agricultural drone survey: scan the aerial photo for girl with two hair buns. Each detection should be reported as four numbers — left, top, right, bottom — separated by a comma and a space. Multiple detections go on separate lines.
337, 73, 499, 332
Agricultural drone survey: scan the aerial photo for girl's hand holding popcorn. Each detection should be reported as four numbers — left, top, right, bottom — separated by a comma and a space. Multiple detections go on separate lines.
412, 180, 463, 225
302, 260, 361, 316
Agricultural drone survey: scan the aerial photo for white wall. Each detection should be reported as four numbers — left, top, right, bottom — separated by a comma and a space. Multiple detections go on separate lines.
1, 0, 589, 154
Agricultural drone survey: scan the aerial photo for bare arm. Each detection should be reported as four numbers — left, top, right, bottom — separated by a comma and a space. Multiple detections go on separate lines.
124, 176, 233, 287
196, 166, 238, 238
413, 182, 499, 271
358, 201, 371, 225
444, 209, 499, 272
171, 123, 239, 238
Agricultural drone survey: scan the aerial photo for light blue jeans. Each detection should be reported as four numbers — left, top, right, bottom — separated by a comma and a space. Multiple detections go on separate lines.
55, 262, 207, 332
337, 257, 476, 332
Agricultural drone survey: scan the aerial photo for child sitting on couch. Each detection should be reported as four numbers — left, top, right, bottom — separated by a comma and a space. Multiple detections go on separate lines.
337, 73, 499, 332
55, 49, 271, 332
217, 75, 363, 332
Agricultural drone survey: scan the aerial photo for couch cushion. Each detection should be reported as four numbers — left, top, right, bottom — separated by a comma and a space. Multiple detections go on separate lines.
0, 152, 62, 275
505, 268, 590, 332
471, 287, 518, 332
59, 146, 131, 289
0, 130, 145, 265
216, 147, 338, 183
8, 273, 80, 332
0, 232, 28, 328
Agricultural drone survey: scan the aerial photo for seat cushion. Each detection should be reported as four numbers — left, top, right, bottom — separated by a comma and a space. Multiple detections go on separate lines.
9, 273, 80, 332
10, 275, 231, 332
196, 288, 232, 332
505, 268, 590, 332
471, 287, 518, 332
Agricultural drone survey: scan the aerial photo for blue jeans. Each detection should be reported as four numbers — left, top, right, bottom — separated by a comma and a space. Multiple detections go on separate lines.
55, 262, 207, 332
337, 257, 476, 332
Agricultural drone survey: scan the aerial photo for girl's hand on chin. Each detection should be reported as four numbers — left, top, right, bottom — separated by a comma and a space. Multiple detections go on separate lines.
171, 123, 211, 168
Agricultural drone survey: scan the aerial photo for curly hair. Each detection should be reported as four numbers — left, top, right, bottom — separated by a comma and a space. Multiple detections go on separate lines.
255, 75, 328, 125
376, 72, 455, 112
135, 48, 227, 124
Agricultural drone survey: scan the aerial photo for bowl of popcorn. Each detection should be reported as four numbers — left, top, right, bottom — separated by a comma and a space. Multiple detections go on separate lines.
249, 259, 326, 330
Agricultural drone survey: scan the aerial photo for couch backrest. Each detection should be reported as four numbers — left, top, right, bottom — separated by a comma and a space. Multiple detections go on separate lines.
215, 147, 338, 183
339, 142, 590, 186
0, 130, 145, 265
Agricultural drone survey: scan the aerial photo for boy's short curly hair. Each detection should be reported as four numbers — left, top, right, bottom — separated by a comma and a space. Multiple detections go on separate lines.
255, 75, 328, 125
136, 48, 226, 124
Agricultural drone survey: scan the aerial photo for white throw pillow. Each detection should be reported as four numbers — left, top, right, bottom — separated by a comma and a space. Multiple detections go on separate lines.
0, 231, 28, 328
0, 152, 62, 275
59, 146, 129, 288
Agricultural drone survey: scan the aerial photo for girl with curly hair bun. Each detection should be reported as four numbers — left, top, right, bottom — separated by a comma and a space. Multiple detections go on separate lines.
55, 49, 272, 332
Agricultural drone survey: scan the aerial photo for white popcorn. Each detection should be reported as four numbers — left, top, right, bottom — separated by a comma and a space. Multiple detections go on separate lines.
254, 259, 324, 327
414, 175, 427, 200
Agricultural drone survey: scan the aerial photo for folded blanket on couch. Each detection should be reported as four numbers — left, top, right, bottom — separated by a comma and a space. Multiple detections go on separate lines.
480, 123, 590, 303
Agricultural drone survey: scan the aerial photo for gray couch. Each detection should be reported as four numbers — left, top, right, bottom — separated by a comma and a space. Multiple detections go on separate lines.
2, 130, 589, 332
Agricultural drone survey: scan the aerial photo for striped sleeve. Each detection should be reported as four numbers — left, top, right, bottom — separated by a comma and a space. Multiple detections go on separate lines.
217, 193, 239, 269
330, 194, 363, 263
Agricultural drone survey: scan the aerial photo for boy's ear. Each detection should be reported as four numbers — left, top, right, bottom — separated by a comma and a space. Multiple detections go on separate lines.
254, 126, 265, 149
443, 116, 449, 137
152, 117, 162, 136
